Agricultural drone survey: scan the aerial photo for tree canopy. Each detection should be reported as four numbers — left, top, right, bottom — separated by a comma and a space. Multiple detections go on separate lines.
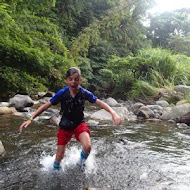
0, 0, 190, 101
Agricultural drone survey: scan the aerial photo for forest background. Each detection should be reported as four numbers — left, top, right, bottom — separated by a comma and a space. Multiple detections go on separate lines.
1, 0, 190, 102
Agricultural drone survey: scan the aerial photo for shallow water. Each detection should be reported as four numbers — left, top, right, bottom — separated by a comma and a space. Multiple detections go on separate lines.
1, 110, 190, 190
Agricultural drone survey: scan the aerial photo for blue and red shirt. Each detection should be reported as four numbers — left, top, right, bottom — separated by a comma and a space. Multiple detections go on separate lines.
50, 86, 97, 129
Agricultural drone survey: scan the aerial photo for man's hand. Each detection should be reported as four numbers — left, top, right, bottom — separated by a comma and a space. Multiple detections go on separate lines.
112, 112, 122, 127
19, 120, 32, 133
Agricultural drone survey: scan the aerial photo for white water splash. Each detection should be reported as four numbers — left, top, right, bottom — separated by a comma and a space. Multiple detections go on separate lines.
40, 146, 97, 174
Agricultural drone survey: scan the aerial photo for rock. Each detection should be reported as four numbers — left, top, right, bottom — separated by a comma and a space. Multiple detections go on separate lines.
177, 123, 189, 129
178, 112, 190, 125
137, 106, 155, 118
38, 92, 46, 98
174, 85, 190, 94
43, 91, 55, 97
129, 102, 144, 114
49, 115, 60, 126
103, 97, 120, 107
90, 107, 134, 121
160, 103, 190, 120
0, 141, 5, 155
86, 120, 99, 126
0, 107, 16, 115
9, 94, 34, 109
137, 110, 150, 119
156, 100, 169, 107
0, 102, 9, 107
168, 119, 176, 124
181, 129, 190, 135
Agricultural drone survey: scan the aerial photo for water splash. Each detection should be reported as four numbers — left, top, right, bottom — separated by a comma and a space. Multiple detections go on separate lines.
40, 146, 97, 174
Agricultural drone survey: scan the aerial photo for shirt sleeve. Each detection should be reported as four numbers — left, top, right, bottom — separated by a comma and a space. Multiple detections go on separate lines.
83, 88, 97, 103
50, 87, 67, 105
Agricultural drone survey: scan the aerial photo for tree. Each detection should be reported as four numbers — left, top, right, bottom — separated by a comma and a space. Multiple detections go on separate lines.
167, 35, 190, 56
147, 8, 190, 48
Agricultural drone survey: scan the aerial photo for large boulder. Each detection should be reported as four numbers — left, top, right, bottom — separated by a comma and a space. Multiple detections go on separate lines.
137, 106, 155, 118
90, 107, 137, 121
129, 102, 144, 114
160, 103, 190, 120
174, 85, 190, 94
103, 97, 120, 107
9, 94, 34, 110
156, 100, 169, 107
0, 141, 5, 155
0, 107, 16, 115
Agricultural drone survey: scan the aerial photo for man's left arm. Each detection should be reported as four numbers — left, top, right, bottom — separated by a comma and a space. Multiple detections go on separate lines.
95, 99, 122, 127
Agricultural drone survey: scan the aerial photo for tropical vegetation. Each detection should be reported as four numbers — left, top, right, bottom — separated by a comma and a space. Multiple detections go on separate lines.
0, 0, 190, 102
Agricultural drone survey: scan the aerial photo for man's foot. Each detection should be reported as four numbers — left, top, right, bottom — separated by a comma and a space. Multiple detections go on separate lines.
76, 158, 86, 172
53, 161, 61, 171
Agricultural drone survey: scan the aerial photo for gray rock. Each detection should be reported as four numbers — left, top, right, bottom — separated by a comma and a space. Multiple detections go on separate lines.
177, 123, 189, 129
86, 120, 99, 126
103, 97, 120, 107
161, 103, 190, 120
90, 107, 135, 121
146, 105, 163, 111
9, 94, 34, 109
181, 129, 190, 135
0, 102, 9, 107
156, 100, 169, 107
129, 102, 144, 114
49, 115, 61, 126
138, 110, 150, 119
38, 92, 46, 98
138, 106, 155, 118
0, 141, 5, 155
174, 85, 190, 94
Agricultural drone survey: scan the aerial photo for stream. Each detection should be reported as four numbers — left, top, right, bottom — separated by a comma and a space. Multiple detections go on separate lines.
1, 107, 190, 190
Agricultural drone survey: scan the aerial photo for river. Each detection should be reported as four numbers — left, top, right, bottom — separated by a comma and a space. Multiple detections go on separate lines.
1, 107, 190, 190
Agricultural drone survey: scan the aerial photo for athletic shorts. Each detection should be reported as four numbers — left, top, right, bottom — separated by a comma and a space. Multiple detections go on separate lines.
57, 122, 90, 145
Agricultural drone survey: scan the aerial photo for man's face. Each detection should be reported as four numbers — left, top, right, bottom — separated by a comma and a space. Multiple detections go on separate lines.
65, 73, 81, 91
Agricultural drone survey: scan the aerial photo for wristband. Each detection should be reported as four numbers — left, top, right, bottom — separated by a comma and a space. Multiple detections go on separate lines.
29, 117, 33, 121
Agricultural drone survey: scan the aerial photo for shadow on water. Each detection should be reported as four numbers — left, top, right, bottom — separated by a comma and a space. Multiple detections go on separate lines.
1, 113, 190, 190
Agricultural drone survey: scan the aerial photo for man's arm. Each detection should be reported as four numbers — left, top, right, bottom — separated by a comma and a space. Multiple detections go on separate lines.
19, 101, 52, 133
95, 99, 122, 127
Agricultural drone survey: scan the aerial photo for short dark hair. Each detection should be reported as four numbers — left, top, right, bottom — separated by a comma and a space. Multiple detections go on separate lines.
65, 67, 81, 79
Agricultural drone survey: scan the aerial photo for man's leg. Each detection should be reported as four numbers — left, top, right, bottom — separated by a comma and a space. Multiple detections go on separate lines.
78, 132, 91, 156
75, 123, 91, 171
54, 128, 72, 170
54, 145, 67, 170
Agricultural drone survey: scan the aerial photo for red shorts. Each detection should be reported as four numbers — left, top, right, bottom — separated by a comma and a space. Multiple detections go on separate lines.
57, 122, 90, 145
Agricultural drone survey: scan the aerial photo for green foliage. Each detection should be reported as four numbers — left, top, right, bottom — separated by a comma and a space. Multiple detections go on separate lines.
0, 2, 75, 97
138, 48, 177, 81
98, 68, 114, 89
128, 80, 159, 100
1, 0, 56, 14
1, 0, 190, 102
78, 58, 93, 87
148, 8, 190, 48
111, 70, 135, 99
167, 35, 190, 56
0, 66, 47, 97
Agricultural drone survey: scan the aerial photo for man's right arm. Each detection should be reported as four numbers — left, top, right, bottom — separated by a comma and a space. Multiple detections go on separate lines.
19, 101, 52, 133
